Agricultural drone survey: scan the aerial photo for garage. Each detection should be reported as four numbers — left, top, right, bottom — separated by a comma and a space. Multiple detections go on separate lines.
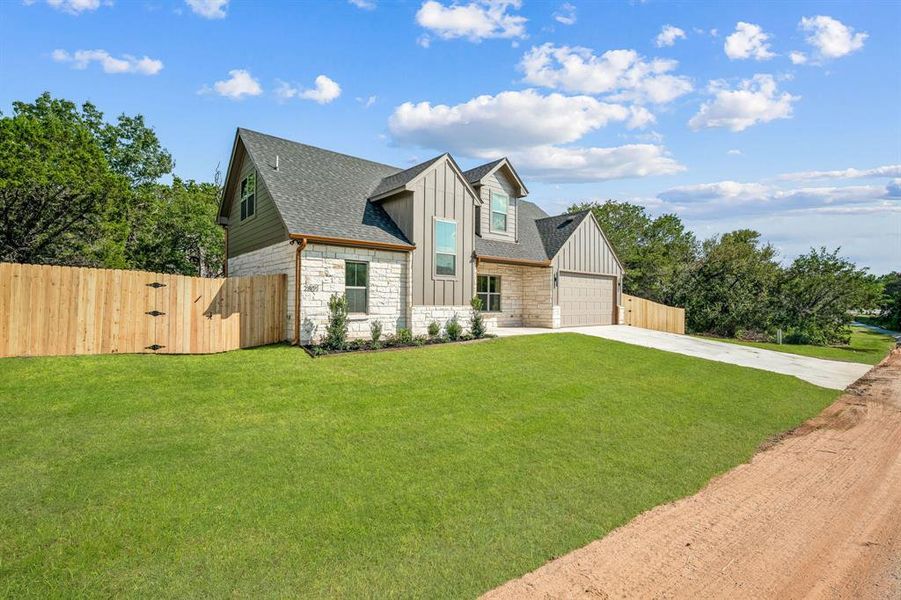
559, 272, 616, 327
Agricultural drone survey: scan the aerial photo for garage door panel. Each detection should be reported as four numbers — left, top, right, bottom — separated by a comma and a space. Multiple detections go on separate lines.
559, 273, 615, 327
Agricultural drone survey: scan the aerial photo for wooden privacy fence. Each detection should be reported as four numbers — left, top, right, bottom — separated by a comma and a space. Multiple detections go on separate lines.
0, 262, 286, 358
623, 293, 685, 334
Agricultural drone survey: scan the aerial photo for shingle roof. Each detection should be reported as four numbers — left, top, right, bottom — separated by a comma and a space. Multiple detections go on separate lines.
369, 154, 446, 198
237, 128, 412, 246
475, 200, 552, 262
462, 159, 504, 185
535, 210, 591, 258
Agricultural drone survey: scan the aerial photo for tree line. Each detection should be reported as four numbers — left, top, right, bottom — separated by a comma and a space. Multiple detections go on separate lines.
0, 92, 223, 277
571, 201, 898, 344
1, 93, 895, 345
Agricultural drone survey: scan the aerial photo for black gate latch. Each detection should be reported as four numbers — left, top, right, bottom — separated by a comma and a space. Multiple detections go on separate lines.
145, 310, 166, 317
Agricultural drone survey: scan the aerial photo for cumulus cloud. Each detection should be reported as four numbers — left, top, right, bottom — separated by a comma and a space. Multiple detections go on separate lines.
349, 0, 376, 9
186, 0, 229, 18
655, 25, 686, 47
28, 0, 103, 14
277, 75, 341, 104
789, 51, 808, 65
520, 44, 692, 104
799, 15, 867, 61
688, 74, 798, 132
554, 2, 576, 25
511, 144, 684, 182
778, 164, 901, 180
415, 0, 526, 44
51, 49, 163, 75
202, 69, 262, 99
724, 22, 775, 60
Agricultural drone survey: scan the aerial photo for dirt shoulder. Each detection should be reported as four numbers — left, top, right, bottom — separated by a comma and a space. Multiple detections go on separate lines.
483, 349, 901, 600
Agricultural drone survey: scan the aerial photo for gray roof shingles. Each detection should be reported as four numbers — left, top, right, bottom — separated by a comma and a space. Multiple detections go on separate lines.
238, 128, 412, 246
235, 129, 587, 258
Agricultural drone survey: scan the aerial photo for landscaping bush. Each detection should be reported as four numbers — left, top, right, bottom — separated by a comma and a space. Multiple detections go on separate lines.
323, 294, 348, 350
427, 321, 441, 338
446, 316, 462, 341
394, 328, 413, 345
370, 320, 382, 343
469, 297, 486, 339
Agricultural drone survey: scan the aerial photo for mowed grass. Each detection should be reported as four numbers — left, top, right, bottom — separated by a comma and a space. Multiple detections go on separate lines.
0, 335, 837, 599
698, 326, 896, 365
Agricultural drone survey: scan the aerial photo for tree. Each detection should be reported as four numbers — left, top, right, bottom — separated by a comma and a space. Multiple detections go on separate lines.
773, 248, 883, 344
0, 97, 126, 264
876, 272, 901, 331
678, 230, 780, 337
570, 200, 697, 304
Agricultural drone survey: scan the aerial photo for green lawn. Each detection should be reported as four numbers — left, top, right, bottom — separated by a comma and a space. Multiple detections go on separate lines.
697, 326, 896, 365
0, 335, 837, 598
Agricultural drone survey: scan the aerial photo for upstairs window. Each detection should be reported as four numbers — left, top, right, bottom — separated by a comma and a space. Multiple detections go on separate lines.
345, 261, 368, 314
490, 190, 508, 232
477, 275, 501, 312
434, 219, 457, 277
240, 172, 256, 220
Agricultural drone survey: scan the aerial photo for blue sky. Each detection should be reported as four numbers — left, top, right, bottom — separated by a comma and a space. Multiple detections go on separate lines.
2, 0, 899, 273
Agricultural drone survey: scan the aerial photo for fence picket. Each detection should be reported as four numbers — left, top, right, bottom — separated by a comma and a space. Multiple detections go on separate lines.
623, 293, 685, 334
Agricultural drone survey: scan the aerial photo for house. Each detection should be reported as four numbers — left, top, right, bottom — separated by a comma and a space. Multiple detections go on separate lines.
218, 128, 624, 344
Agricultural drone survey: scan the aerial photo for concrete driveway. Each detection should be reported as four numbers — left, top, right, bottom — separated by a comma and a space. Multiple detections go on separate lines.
495, 325, 871, 389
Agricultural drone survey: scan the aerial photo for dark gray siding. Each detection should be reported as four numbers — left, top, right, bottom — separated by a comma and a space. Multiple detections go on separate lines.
381, 192, 414, 242
552, 216, 624, 305
227, 147, 288, 258
478, 169, 518, 243
410, 157, 476, 306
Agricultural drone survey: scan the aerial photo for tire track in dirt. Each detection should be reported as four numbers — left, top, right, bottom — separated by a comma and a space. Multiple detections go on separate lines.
483, 349, 901, 600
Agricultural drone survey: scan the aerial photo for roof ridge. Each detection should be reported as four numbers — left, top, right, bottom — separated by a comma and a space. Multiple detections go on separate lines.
535, 209, 590, 222
238, 127, 402, 171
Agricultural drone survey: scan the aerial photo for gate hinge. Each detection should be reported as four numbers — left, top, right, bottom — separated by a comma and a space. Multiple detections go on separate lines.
145, 310, 166, 317
147, 282, 167, 288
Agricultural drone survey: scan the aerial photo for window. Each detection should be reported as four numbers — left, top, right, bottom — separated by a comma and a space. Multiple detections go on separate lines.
490, 190, 508, 232
434, 219, 457, 277
477, 275, 502, 312
345, 261, 368, 314
240, 172, 256, 220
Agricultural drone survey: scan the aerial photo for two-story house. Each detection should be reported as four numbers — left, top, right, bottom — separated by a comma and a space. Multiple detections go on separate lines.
218, 128, 624, 344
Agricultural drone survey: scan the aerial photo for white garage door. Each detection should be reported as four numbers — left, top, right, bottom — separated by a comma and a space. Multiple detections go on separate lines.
559, 272, 616, 327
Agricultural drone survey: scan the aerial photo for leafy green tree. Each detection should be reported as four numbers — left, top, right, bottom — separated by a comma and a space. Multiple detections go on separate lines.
876, 272, 901, 331
570, 200, 697, 304
772, 247, 882, 344
0, 96, 126, 264
678, 230, 780, 337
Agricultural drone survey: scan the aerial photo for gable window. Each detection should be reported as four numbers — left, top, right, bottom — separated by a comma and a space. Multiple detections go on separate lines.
434, 219, 457, 277
240, 172, 256, 221
477, 275, 501, 312
490, 190, 508, 232
345, 261, 368, 314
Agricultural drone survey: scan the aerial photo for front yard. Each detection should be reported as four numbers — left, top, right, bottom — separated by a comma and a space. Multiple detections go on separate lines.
0, 335, 837, 598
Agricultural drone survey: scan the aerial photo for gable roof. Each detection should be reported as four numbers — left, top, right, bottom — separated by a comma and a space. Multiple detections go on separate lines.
224, 128, 412, 247
368, 153, 480, 203
535, 210, 591, 259
475, 200, 551, 263
462, 157, 529, 196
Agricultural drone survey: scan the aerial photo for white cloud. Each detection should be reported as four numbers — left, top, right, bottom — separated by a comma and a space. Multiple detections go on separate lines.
778, 164, 901, 181
31, 0, 103, 15
799, 15, 867, 60
724, 22, 775, 60
349, 0, 376, 9
277, 75, 341, 104
356, 95, 377, 108
554, 2, 576, 26
688, 74, 798, 132
520, 43, 692, 104
887, 179, 901, 197
510, 144, 684, 182
655, 25, 686, 47
389, 89, 648, 154
789, 51, 807, 65
415, 0, 526, 43
727, 149, 742, 156
186, 0, 228, 18
203, 69, 262, 100
51, 49, 163, 75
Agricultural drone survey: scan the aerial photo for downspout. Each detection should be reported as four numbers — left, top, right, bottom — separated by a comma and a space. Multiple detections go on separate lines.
293, 238, 307, 345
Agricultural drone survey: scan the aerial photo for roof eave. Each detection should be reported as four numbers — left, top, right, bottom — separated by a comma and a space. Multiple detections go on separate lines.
475, 254, 551, 268
288, 233, 415, 252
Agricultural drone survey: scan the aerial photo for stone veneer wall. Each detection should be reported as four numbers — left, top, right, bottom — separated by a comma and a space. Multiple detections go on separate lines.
522, 267, 556, 328
474, 263, 524, 327
227, 241, 408, 344
410, 305, 475, 336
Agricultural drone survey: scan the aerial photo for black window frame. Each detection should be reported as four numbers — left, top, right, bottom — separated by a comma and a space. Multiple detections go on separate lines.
240, 172, 256, 221
477, 275, 502, 312
345, 261, 369, 315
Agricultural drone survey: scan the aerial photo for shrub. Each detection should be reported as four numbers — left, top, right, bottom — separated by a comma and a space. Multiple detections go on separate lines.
370, 320, 383, 343
324, 294, 348, 350
445, 315, 462, 341
395, 327, 413, 345
427, 320, 441, 338
412, 335, 428, 347
469, 296, 487, 339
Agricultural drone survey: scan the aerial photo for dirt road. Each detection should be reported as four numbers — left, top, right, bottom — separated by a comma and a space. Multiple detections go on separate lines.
483, 349, 901, 600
